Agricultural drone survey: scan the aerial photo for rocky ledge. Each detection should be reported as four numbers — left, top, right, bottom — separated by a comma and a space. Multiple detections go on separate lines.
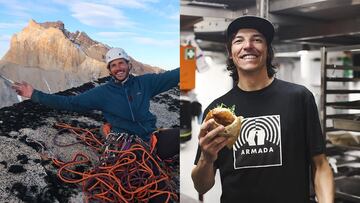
0, 77, 179, 202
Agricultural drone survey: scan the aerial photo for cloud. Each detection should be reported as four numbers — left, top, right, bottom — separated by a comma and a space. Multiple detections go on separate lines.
130, 27, 178, 35
0, 0, 30, 18
31, 4, 60, 14
0, 46, 8, 59
0, 0, 27, 11
0, 34, 12, 41
133, 37, 177, 47
168, 13, 179, 21
96, 31, 138, 38
0, 0, 59, 18
106, 0, 146, 9
0, 35, 12, 58
106, 0, 159, 9
0, 22, 27, 29
142, 0, 159, 2
146, 30, 178, 35
94, 0, 177, 20
51, 0, 73, 4
70, 2, 135, 28
142, 3, 179, 21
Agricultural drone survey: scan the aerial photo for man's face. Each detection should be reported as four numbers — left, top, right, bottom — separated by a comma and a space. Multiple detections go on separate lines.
230, 28, 268, 75
109, 58, 131, 81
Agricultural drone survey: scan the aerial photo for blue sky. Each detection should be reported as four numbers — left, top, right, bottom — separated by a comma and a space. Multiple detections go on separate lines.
0, 0, 179, 70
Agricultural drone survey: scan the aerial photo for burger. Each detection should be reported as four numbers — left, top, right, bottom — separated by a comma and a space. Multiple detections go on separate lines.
204, 105, 243, 149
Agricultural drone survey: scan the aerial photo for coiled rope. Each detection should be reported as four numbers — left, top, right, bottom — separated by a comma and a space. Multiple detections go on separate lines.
51, 123, 178, 203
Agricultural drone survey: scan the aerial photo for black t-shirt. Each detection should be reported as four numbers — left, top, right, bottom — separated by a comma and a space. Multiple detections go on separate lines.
194, 78, 325, 203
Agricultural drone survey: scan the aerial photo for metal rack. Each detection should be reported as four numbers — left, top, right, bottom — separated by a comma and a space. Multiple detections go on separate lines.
320, 45, 360, 135
321, 45, 360, 203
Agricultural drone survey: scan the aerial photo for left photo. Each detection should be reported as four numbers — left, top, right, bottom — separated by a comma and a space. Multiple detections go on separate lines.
0, 1, 179, 202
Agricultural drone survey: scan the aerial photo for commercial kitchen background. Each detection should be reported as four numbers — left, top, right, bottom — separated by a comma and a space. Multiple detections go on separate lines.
180, 0, 360, 202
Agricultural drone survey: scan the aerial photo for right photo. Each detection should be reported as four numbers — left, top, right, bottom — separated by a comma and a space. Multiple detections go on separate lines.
180, 0, 360, 203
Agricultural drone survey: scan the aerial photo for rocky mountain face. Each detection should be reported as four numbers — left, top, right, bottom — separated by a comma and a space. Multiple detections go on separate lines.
0, 19, 162, 108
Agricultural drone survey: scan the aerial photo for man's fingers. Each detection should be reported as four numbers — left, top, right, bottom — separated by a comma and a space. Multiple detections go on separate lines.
13, 82, 22, 86
199, 124, 225, 148
11, 85, 21, 91
199, 119, 215, 138
213, 137, 230, 152
205, 125, 225, 141
203, 136, 231, 156
12, 82, 23, 89
199, 119, 224, 140
11, 82, 25, 95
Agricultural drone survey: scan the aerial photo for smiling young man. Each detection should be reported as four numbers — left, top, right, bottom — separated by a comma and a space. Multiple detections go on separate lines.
108, 57, 131, 82
12, 47, 179, 144
191, 16, 334, 203
12, 48, 180, 202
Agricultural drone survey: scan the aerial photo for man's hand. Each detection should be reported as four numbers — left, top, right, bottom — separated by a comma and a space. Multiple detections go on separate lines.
198, 119, 228, 163
12, 82, 34, 98
191, 119, 229, 194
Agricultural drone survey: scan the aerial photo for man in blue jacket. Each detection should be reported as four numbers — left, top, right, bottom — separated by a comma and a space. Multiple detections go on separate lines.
14, 48, 179, 202
12, 48, 179, 156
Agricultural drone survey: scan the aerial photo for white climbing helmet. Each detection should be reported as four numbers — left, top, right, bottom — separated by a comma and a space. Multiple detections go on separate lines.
105, 48, 130, 66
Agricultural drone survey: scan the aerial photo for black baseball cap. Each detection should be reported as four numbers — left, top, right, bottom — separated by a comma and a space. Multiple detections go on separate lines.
226, 16, 275, 44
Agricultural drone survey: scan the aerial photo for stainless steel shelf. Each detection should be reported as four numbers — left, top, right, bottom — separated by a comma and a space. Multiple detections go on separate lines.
326, 77, 360, 82
326, 101, 360, 109
321, 46, 360, 135
333, 119, 360, 132
326, 90, 360, 94
327, 114, 360, 119
326, 64, 360, 71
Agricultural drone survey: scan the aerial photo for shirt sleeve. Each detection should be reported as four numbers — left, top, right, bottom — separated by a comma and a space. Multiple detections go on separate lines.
31, 87, 102, 112
304, 90, 326, 157
146, 68, 179, 97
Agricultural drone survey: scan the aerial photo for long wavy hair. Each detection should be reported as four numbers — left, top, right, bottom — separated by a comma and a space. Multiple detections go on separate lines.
225, 32, 276, 83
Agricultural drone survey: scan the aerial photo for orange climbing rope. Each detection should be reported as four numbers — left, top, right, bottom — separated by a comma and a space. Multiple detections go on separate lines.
54, 123, 104, 151
51, 123, 178, 203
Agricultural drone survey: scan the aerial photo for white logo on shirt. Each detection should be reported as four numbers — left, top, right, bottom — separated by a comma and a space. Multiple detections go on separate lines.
233, 115, 282, 169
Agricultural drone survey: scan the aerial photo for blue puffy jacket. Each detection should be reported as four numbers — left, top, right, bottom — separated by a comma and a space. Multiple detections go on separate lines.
31, 68, 179, 141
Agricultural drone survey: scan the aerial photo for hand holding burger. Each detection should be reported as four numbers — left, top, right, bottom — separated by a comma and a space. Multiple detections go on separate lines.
204, 105, 242, 149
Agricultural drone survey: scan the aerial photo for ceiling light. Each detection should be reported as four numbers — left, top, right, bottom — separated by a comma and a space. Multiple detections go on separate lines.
299, 5, 318, 13
297, 44, 310, 55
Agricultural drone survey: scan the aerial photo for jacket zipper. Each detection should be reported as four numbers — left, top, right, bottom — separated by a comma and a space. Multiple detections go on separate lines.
124, 87, 135, 122
123, 82, 148, 134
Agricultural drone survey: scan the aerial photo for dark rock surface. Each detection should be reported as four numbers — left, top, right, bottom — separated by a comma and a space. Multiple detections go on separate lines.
0, 77, 179, 202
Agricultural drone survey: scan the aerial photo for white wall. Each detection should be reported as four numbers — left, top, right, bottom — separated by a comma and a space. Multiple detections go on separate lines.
276, 51, 322, 107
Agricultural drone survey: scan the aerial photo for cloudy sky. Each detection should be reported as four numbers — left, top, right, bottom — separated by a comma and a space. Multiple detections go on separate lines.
0, 0, 179, 69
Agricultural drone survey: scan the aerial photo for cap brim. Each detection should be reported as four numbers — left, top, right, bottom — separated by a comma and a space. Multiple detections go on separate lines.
226, 16, 274, 44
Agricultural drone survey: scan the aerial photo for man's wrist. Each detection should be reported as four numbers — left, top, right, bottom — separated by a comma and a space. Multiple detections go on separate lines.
198, 154, 215, 166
